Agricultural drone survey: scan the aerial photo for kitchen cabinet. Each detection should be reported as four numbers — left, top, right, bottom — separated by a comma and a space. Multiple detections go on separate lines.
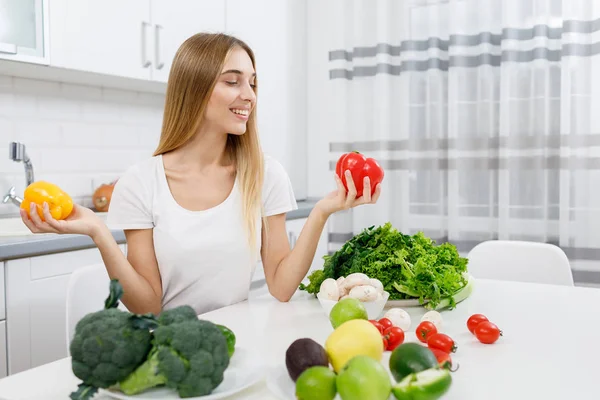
150, 0, 225, 83
4, 245, 126, 374
48, 0, 226, 82
48, 0, 152, 80
0, 0, 49, 64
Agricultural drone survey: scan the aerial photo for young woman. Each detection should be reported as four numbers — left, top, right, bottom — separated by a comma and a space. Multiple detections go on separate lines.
20, 33, 381, 316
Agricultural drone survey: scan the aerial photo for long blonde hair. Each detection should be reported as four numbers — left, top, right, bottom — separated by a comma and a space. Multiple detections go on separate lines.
153, 33, 264, 253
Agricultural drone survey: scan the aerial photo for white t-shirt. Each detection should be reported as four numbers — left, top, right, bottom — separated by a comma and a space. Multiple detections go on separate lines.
106, 154, 298, 315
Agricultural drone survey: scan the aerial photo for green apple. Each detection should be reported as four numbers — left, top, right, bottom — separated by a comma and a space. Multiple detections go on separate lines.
336, 355, 391, 400
329, 297, 368, 329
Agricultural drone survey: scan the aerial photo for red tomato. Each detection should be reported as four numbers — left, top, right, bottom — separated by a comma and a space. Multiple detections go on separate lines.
467, 314, 489, 334
429, 347, 452, 368
383, 327, 405, 351
416, 321, 438, 343
369, 320, 384, 335
335, 152, 384, 198
474, 321, 502, 344
382, 337, 389, 350
378, 318, 393, 330
427, 333, 457, 353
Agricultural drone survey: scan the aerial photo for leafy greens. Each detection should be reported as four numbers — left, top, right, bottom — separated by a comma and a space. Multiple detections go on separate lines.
299, 222, 469, 309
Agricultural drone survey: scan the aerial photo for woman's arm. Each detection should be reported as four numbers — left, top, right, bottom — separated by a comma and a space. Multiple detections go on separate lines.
21, 202, 163, 314
92, 226, 163, 314
262, 171, 381, 302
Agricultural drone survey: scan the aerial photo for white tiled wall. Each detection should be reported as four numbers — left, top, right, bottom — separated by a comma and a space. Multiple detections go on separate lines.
0, 75, 165, 217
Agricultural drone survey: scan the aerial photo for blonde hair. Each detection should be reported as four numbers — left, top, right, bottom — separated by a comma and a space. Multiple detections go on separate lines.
153, 33, 264, 254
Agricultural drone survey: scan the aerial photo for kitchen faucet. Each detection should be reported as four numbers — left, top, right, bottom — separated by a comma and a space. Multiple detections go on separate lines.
2, 142, 34, 207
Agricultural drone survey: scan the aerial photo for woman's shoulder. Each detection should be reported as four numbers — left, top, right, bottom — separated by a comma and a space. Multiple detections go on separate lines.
119, 155, 162, 183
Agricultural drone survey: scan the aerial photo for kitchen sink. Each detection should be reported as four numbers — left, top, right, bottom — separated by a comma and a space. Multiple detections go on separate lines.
0, 212, 108, 237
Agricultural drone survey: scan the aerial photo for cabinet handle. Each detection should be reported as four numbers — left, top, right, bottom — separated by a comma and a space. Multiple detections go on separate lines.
141, 21, 151, 68
289, 232, 297, 248
0, 43, 17, 54
154, 24, 164, 70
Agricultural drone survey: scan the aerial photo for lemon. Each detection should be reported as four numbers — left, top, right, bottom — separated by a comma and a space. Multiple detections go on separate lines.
324, 319, 384, 372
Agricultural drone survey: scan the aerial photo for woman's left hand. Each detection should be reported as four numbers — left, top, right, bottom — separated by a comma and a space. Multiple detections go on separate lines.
315, 169, 382, 217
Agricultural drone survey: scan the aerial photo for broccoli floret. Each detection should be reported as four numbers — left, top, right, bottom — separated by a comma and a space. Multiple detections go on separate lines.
157, 305, 198, 325
119, 318, 230, 398
69, 280, 156, 400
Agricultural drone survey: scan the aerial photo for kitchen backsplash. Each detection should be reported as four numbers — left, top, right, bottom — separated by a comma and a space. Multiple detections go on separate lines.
0, 74, 165, 217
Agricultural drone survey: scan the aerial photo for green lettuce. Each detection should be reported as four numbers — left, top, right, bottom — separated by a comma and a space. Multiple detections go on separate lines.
299, 223, 469, 309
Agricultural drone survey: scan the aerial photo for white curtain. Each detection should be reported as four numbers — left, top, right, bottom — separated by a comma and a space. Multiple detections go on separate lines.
324, 0, 600, 286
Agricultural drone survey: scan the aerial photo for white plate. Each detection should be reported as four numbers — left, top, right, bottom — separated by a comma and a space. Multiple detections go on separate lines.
385, 298, 428, 307
100, 347, 264, 400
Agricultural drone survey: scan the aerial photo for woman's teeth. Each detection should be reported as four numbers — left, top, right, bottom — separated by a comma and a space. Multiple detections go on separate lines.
231, 109, 249, 116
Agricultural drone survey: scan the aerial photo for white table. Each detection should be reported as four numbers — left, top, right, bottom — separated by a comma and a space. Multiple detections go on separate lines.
0, 278, 599, 400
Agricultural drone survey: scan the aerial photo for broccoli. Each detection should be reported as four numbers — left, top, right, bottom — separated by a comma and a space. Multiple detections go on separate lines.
118, 317, 231, 398
69, 280, 156, 400
157, 305, 198, 325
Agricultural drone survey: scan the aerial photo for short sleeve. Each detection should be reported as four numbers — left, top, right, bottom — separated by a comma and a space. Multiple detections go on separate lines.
106, 164, 154, 230
262, 155, 298, 217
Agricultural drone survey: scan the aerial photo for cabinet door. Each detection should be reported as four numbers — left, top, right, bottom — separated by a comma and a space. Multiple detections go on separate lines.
0, 0, 49, 64
151, 0, 225, 83
49, 0, 152, 80
4, 247, 122, 374
0, 321, 6, 379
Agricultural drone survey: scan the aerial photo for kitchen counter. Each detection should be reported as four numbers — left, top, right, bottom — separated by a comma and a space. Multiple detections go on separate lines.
0, 278, 599, 399
0, 199, 318, 261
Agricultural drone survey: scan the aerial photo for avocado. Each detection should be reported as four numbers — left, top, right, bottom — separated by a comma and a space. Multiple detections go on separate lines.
285, 338, 330, 382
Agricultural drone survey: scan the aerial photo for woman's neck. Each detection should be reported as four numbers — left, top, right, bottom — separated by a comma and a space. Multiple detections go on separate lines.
169, 126, 232, 172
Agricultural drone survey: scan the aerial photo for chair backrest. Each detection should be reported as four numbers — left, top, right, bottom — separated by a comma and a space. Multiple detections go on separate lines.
467, 240, 574, 286
65, 263, 128, 353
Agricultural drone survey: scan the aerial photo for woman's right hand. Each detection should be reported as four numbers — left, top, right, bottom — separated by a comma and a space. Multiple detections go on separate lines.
20, 202, 106, 238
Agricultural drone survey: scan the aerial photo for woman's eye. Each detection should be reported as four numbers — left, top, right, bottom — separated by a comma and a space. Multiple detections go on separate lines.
226, 81, 238, 85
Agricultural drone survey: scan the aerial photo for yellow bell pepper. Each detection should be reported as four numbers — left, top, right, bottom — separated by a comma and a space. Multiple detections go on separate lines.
20, 181, 74, 221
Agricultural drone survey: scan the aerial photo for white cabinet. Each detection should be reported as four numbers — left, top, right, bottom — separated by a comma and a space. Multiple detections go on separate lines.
0, 0, 49, 64
4, 245, 125, 375
150, 0, 225, 83
48, 0, 152, 80
48, 0, 226, 83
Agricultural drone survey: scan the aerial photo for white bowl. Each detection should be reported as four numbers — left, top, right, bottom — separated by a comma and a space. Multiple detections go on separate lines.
317, 291, 390, 320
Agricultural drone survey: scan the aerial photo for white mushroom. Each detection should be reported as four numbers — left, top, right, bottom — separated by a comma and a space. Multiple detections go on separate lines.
421, 311, 443, 331
341, 273, 371, 291
348, 285, 379, 302
383, 308, 412, 331
337, 276, 348, 297
318, 278, 339, 301
368, 278, 384, 294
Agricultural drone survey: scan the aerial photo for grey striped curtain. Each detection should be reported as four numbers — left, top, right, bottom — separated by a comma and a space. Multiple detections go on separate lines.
323, 0, 600, 286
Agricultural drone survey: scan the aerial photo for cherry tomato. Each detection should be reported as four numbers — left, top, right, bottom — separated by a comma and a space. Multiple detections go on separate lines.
467, 314, 489, 334
383, 327, 405, 351
382, 337, 389, 350
378, 318, 394, 330
429, 347, 452, 368
427, 333, 457, 353
416, 321, 438, 343
474, 321, 502, 344
369, 320, 385, 334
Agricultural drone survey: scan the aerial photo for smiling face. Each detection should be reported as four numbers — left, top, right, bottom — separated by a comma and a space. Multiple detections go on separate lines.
204, 46, 257, 136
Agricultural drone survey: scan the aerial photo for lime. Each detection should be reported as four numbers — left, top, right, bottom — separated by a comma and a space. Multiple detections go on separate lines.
336, 355, 391, 400
295, 366, 337, 400
329, 298, 368, 329
388, 343, 438, 383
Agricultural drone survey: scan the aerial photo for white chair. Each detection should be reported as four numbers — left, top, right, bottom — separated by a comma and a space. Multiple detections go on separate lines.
65, 263, 128, 353
467, 240, 574, 286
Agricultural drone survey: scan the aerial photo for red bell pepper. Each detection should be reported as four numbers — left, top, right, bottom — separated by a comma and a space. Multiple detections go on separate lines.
335, 151, 384, 198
